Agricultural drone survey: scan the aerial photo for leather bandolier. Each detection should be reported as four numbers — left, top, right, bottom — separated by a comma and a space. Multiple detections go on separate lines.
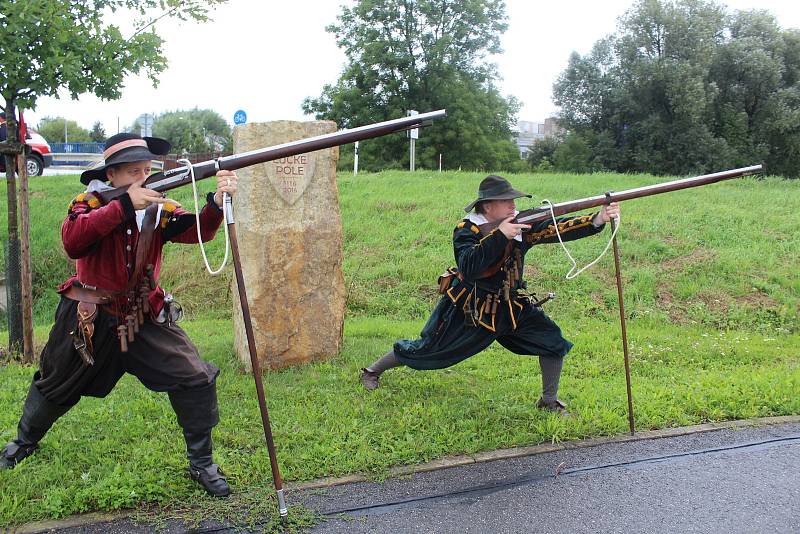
439, 225, 547, 332
436, 238, 514, 294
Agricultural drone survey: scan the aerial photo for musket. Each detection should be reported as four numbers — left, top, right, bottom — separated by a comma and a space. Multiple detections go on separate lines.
96, 109, 447, 204
478, 164, 764, 234
106, 109, 444, 519
477, 163, 763, 438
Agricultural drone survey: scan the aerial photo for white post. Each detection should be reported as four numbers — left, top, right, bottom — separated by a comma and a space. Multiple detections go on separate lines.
354, 141, 359, 176
439, 153, 442, 172
407, 109, 418, 172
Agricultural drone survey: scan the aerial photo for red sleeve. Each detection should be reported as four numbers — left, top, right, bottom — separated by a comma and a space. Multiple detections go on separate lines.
61, 193, 135, 259
164, 194, 224, 244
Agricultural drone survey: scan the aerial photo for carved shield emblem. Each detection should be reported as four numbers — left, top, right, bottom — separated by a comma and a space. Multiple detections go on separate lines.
265, 153, 316, 205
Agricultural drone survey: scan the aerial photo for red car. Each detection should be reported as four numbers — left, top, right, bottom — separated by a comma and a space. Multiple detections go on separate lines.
0, 119, 53, 176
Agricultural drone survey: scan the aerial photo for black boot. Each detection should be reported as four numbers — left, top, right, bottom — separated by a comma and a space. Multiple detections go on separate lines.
184, 430, 230, 497
169, 382, 230, 497
1, 379, 72, 469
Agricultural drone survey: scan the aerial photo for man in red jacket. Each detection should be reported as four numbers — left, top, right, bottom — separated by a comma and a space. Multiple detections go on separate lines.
1, 133, 237, 497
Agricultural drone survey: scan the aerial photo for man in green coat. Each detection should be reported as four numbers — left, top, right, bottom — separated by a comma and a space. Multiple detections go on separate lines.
360, 175, 620, 414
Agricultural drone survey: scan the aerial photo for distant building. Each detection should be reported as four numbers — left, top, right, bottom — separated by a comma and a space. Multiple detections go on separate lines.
512, 118, 563, 158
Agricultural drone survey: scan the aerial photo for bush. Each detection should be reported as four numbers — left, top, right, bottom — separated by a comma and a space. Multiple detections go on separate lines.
526, 136, 561, 168
553, 133, 593, 173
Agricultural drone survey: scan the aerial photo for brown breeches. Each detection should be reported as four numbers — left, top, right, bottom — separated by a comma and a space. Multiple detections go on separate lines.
35, 297, 219, 406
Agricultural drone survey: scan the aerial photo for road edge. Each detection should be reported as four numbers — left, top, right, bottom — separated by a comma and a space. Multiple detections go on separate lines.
13, 415, 800, 533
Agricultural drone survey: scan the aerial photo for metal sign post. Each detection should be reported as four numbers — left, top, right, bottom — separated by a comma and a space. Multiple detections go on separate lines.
407, 110, 418, 171
354, 141, 359, 176
138, 113, 154, 137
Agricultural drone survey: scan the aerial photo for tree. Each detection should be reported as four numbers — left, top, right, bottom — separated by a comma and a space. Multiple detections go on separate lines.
36, 117, 92, 143
303, 0, 520, 171
553, 0, 800, 177
553, 133, 593, 173
0, 0, 226, 353
708, 10, 798, 176
89, 121, 106, 143
526, 136, 562, 168
153, 108, 231, 154
124, 119, 142, 135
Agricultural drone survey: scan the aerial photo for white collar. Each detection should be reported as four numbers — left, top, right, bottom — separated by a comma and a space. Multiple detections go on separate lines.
86, 179, 161, 232
86, 179, 114, 193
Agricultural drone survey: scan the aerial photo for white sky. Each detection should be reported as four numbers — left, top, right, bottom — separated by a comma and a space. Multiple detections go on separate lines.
24, 0, 800, 136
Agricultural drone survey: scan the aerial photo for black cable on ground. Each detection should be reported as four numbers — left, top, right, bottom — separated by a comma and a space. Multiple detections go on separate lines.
321, 434, 800, 518
170, 433, 800, 532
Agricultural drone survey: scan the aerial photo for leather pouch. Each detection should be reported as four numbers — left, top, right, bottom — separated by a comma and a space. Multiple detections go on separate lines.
73, 301, 98, 365
437, 268, 460, 294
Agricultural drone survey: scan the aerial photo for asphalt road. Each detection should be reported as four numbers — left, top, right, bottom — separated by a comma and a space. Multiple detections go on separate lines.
305, 422, 800, 533
21, 422, 800, 533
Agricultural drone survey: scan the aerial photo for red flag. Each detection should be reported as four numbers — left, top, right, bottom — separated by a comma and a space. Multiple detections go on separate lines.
18, 110, 27, 140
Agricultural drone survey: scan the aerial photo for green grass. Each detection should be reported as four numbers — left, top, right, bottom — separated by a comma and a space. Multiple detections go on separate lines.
0, 170, 798, 528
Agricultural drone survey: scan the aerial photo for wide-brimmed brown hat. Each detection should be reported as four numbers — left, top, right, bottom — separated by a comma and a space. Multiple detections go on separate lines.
80, 133, 171, 185
463, 175, 532, 212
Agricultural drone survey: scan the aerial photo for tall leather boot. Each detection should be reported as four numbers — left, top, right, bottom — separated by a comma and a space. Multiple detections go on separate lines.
168, 382, 230, 497
1, 379, 72, 469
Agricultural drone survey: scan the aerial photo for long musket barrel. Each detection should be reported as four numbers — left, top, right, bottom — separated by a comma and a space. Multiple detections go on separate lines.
512, 164, 764, 227
97, 109, 447, 204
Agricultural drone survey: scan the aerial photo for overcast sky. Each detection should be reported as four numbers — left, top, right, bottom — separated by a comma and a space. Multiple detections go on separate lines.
24, 0, 800, 136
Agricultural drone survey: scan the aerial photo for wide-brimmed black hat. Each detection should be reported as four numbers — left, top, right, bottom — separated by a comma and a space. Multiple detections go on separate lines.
463, 175, 532, 212
80, 133, 171, 185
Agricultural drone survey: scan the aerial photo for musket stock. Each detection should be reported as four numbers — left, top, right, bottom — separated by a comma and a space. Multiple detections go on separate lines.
479, 164, 763, 234
96, 109, 447, 204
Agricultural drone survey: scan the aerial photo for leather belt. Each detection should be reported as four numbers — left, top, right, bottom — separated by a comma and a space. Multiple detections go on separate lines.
62, 285, 124, 305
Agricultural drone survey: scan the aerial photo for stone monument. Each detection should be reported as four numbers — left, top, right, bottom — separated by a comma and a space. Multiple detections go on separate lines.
231, 121, 345, 370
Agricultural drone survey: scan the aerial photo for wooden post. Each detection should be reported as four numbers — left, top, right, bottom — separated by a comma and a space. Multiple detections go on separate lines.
17, 150, 35, 363
225, 196, 287, 517
606, 193, 635, 435
2, 109, 23, 352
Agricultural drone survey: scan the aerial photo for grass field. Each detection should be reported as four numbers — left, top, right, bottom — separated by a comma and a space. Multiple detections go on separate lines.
0, 170, 798, 528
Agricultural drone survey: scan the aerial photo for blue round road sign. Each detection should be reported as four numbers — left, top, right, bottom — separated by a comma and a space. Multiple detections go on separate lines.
233, 110, 247, 125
